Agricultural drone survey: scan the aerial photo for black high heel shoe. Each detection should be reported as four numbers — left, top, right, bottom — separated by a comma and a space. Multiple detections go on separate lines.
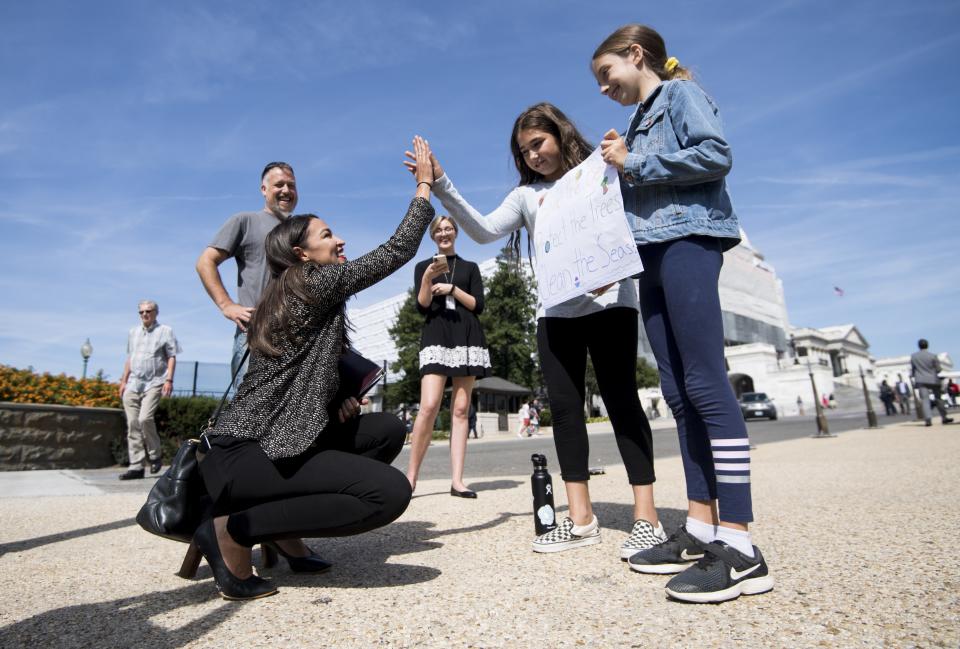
263, 541, 333, 573
192, 519, 278, 601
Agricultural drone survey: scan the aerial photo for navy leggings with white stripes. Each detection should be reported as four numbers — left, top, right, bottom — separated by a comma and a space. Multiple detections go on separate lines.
637, 236, 753, 523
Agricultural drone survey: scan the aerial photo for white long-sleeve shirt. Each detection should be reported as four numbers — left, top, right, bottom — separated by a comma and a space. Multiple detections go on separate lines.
432, 173, 639, 319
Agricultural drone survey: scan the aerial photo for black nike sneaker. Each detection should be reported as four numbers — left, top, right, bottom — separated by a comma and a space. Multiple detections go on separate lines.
628, 526, 705, 574
665, 541, 774, 603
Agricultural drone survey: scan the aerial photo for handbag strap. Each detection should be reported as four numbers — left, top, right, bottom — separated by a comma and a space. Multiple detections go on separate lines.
205, 348, 250, 431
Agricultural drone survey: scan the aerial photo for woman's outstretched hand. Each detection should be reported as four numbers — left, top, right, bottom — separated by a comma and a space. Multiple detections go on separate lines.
408, 136, 434, 200
404, 138, 444, 184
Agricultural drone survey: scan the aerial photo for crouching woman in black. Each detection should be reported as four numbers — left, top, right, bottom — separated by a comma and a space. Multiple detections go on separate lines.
194, 137, 436, 600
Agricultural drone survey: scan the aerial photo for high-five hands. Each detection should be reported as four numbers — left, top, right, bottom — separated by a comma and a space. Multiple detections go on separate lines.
404, 139, 444, 182
600, 129, 628, 172
408, 136, 435, 199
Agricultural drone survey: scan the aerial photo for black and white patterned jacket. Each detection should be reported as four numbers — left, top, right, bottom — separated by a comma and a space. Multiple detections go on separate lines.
211, 197, 435, 460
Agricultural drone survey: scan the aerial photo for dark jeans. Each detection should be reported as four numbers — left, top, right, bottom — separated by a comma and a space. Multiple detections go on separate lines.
199, 413, 411, 547
637, 236, 753, 523
537, 307, 655, 485
881, 397, 897, 416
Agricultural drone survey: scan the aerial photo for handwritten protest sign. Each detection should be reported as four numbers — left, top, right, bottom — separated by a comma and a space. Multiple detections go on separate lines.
533, 148, 643, 310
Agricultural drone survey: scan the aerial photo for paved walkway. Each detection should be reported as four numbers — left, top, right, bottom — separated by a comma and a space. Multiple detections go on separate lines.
0, 418, 957, 648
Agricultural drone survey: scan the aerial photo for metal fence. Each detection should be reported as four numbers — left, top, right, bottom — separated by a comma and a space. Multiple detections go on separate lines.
169, 360, 235, 398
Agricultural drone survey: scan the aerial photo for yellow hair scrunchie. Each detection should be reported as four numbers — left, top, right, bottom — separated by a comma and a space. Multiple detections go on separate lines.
665, 57, 680, 73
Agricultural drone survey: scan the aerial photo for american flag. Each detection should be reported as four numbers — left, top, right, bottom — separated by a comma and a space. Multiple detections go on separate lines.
834, 286, 845, 297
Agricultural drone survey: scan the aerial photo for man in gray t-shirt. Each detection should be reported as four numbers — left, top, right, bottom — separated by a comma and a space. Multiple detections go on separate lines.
910, 338, 953, 426
196, 162, 298, 385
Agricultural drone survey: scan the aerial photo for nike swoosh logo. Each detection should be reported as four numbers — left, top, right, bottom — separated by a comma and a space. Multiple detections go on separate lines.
680, 549, 703, 560
730, 563, 762, 580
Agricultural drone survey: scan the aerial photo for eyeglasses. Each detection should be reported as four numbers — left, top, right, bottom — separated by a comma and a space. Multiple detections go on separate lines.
435, 228, 456, 235
139, 310, 156, 315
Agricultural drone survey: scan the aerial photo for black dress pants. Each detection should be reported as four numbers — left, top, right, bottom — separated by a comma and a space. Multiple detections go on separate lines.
199, 413, 411, 547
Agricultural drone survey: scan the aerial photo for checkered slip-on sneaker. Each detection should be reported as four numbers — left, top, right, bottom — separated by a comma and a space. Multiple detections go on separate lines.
628, 526, 705, 574
620, 519, 668, 560
531, 515, 601, 553
665, 541, 774, 603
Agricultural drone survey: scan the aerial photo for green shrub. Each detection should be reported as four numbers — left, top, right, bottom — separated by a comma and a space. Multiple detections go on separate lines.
538, 408, 552, 427
435, 409, 451, 432
586, 416, 610, 424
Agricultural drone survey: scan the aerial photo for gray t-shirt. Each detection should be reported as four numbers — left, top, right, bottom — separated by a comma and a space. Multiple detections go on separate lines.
209, 209, 285, 308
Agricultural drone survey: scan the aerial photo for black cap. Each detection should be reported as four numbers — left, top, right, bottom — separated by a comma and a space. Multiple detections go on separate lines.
531, 453, 547, 468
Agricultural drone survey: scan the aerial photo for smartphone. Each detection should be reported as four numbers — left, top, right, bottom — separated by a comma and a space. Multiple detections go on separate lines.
432, 254, 449, 272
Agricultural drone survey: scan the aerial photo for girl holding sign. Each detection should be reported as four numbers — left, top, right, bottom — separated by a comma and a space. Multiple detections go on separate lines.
405, 104, 664, 558
592, 24, 773, 603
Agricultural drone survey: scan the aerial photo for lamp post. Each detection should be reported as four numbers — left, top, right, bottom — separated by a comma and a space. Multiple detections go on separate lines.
381, 360, 388, 412
80, 338, 93, 379
859, 366, 878, 428
807, 357, 833, 438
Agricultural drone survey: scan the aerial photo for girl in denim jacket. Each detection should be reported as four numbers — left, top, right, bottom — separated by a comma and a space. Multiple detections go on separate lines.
591, 24, 773, 603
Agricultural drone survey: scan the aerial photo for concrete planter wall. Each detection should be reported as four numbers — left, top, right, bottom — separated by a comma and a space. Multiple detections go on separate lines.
0, 402, 124, 470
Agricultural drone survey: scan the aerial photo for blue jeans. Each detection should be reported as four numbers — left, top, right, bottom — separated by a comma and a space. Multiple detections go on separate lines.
637, 236, 753, 523
231, 330, 249, 390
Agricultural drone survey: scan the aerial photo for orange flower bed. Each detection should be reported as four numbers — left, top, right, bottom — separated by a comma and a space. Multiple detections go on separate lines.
0, 365, 121, 409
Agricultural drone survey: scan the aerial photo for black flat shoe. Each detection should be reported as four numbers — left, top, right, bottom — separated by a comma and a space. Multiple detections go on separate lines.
149, 459, 163, 474
450, 487, 477, 499
263, 541, 333, 574
193, 519, 278, 601
118, 469, 144, 480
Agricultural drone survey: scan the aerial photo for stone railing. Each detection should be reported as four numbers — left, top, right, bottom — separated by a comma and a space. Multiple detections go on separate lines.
0, 402, 124, 470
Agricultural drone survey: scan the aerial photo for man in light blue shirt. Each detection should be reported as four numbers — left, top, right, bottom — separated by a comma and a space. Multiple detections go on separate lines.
118, 300, 182, 480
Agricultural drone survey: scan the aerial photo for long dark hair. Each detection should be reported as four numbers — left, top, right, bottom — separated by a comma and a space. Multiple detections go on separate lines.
247, 214, 318, 357
507, 102, 594, 267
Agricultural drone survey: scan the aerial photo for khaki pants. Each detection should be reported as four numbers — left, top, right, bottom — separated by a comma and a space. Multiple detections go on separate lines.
123, 385, 163, 467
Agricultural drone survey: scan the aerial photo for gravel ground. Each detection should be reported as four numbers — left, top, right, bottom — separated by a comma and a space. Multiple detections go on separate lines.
0, 419, 957, 648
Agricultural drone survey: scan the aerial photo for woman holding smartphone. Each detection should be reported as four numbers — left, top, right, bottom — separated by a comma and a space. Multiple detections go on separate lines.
405, 216, 491, 498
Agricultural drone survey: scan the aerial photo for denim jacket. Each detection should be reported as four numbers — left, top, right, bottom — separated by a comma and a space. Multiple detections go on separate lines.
621, 80, 740, 250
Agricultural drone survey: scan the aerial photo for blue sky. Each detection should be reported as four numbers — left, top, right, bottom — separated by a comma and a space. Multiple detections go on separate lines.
2, 0, 959, 381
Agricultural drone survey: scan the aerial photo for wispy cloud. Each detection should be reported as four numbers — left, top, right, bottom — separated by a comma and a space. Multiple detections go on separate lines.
730, 31, 960, 128
749, 171, 938, 189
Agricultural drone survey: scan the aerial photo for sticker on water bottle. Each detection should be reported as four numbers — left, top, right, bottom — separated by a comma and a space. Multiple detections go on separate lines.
537, 505, 555, 526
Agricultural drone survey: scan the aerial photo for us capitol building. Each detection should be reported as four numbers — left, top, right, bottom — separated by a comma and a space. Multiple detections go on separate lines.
348, 232, 950, 422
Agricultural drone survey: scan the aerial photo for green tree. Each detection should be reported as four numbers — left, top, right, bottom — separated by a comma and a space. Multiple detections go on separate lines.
584, 355, 660, 416
480, 247, 539, 391
387, 288, 423, 407
636, 357, 660, 389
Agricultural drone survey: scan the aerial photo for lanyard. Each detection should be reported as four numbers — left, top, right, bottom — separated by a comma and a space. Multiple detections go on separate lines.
443, 257, 457, 286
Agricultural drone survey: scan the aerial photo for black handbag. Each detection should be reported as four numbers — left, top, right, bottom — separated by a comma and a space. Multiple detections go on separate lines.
135, 350, 248, 543
135, 437, 207, 543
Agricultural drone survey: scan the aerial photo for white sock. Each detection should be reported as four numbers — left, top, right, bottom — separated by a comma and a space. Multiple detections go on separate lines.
571, 515, 598, 536
716, 526, 755, 558
685, 517, 716, 544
